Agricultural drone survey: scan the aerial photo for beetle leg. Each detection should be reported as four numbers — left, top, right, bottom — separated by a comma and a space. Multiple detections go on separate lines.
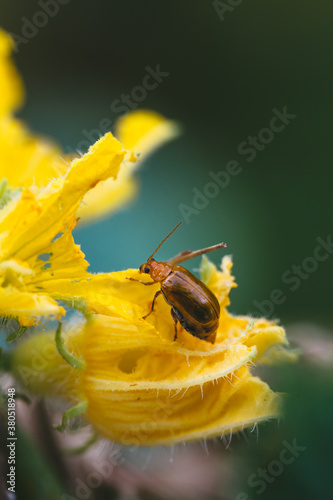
127, 277, 156, 285
142, 290, 162, 320
171, 308, 178, 341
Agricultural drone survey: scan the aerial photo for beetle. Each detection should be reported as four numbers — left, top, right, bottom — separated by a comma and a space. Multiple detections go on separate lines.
130, 222, 227, 344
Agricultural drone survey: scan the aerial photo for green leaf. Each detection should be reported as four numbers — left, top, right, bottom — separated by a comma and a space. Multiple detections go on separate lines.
6, 326, 27, 343
15, 426, 65, 500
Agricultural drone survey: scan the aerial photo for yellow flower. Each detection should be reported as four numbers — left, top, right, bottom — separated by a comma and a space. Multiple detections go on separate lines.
0, 132, 131, 326
0, 118, 176, 327
0, 28, 290, 447
0, 29, 179, 223
0, 28, 179, 327
12, 256, 289, 445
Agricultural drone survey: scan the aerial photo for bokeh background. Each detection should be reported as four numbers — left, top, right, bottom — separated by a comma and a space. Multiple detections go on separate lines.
1, 1, 333, 499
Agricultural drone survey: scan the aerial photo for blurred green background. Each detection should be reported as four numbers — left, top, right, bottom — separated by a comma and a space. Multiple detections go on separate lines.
1, 1, 332, 499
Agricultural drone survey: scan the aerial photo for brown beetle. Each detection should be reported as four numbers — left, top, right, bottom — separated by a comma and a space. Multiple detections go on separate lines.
130, 222, 227, 344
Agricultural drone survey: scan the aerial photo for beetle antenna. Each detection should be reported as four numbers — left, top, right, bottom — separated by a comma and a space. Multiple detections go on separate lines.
148, 221, 182, 261
166, 241, 227, 266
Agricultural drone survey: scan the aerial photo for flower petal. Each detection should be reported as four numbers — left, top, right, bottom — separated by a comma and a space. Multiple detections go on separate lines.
12, 324, 282, 446
115, 110, 181, 158
0, 116, 66, 187
0, 133, 131, 323
12, 331, 80, 397
200, 255, 237, 309
78, 315, 257, 392
85, 366, 281, 446
0, 286, 65, 326
77, 111, 180, 223
36, 260, 287, 358
0, 133, 127, 263
77, 163, 137, 223
0, 30, 23, 116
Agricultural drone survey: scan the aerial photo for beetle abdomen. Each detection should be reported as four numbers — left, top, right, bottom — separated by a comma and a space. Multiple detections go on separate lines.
161, 266, 220, 342
172, 307, 196, 334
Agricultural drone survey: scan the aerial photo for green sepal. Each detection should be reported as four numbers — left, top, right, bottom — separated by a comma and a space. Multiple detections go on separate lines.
200, 254, 216, 284
0, 178, 22, 209
6, 325, 28, 342
54, 400, 88, 432
55, 322, 86, 370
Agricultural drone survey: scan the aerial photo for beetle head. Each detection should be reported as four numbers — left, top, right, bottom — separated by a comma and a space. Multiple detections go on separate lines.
138, 222, 182, 281
139, 260, 154, 275
139, 258, 172, 282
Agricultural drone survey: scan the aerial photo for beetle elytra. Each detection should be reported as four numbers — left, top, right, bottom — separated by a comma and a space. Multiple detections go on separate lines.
130, 222, 227, 344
